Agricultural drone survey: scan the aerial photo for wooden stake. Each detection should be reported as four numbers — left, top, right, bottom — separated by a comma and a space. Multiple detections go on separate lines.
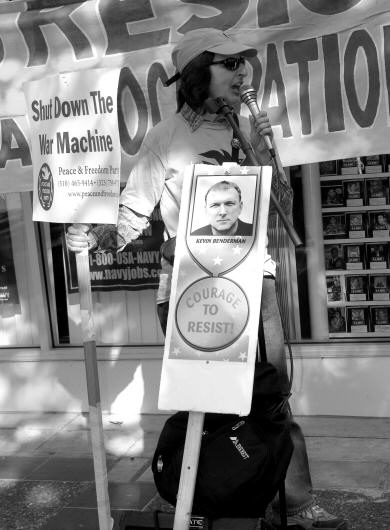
76, 249, 113, 530
173, 411, 205, 530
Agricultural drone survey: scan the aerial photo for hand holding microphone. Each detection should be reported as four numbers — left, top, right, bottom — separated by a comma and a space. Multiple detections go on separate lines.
239, 84, 276, 159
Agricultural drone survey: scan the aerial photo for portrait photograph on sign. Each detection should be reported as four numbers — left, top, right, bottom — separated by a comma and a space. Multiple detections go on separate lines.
186, 171, 259, 278
190, 176, 255, 237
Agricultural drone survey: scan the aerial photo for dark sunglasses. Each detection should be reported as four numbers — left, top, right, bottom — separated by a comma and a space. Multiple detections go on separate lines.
210, 56, 245, 71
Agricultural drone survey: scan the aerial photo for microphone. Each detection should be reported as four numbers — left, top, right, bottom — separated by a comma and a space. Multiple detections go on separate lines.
239, 84, 275, 159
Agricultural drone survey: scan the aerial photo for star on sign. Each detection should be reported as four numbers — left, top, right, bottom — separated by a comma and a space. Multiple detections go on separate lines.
232, 245, 242, 255
172, 347, 181, 356
179, 268, 188, 277
240, 167, 249, 174
239, 351, 248, 361
213, 256, 223, 265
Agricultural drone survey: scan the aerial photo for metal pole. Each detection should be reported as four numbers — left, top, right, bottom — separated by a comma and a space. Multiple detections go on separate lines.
301, 164, 329, 339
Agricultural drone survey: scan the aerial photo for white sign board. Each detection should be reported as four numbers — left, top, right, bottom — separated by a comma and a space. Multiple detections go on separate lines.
23, 68, 121, 223
159, 164, 272, 416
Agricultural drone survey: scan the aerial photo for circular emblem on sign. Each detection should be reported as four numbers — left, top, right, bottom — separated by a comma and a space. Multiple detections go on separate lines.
175, 276, 249, 351
37, 163, 54, 210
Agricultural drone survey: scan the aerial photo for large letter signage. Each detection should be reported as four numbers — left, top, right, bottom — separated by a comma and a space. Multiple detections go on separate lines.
4, 0, 390, 193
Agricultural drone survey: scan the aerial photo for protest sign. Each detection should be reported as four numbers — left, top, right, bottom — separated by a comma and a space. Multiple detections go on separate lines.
22, 67, 121, 530
2, 0, 390, 195
158, 164, 272, 415
23, 68, 121, 223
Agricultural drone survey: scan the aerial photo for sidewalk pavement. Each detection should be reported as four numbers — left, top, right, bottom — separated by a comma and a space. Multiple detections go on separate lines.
0, 412, 389, 529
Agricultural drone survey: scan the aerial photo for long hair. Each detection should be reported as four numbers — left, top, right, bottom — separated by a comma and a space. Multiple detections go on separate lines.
176, 51, 214, 111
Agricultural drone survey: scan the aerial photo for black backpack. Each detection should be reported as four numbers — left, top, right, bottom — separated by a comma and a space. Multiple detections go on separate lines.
152, 362, 293, 518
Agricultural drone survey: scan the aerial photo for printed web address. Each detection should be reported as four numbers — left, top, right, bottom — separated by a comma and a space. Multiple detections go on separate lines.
68, 190, 117, 198
90, 267, 160, 281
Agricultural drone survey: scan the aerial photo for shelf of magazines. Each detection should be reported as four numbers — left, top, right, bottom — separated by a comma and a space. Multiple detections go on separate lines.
325, 270, 390, 338
319, 156, 390, 337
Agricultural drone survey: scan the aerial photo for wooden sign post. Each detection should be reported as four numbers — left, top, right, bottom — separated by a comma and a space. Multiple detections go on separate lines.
158, 163, 272, 529
77, 249, 113, 530
173, 412, 205, 529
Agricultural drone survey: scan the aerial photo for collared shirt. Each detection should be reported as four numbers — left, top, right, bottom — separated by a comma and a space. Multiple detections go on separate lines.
180, 102, 228, 131
120, 103, 245, 240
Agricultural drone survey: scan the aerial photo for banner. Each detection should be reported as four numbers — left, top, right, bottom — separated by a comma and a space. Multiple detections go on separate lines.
23, 68, 121, 223
63, 206, 164, 292
158, 164, 271, 415
2, 0, 390, 193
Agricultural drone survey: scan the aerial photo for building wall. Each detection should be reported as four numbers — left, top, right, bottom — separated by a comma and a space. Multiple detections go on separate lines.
1, 345, 389, 418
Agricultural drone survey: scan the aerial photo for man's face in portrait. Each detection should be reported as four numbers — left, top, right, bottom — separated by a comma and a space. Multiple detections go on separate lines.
205, 186, 243, 235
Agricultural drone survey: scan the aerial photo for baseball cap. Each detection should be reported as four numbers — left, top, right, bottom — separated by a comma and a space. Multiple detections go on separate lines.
165, 28, 257, 86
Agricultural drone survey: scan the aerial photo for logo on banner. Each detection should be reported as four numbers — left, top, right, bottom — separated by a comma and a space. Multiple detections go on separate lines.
37, 162, 54, 210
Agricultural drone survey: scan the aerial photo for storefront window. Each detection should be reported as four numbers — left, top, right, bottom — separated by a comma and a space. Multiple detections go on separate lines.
0, 193, 40, 347
43, 207, 166, 346
3, 164, 389, 351
289, 157, 390, 341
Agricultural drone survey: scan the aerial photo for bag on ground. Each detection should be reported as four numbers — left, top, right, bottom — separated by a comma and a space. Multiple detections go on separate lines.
152, 362, 293, 517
